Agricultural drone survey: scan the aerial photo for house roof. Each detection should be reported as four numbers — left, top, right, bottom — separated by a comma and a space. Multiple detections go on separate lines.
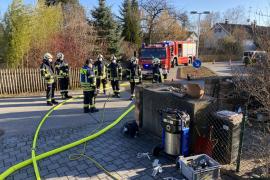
215, 23, 270, 37
187, 31, 198, 37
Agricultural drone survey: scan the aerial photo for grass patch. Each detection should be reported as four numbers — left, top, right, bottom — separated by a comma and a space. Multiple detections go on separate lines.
179, 66, 217, 79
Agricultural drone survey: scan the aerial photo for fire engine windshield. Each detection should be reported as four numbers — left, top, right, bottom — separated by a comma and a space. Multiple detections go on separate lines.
140, 48, 166, 59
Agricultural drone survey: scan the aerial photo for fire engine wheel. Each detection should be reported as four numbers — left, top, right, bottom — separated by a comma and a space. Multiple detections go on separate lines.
163, 74, 167, 79
188, 57, 193, 64
175, 59, 179, 66
171, 61, 175, 68
152, 144, 163, 157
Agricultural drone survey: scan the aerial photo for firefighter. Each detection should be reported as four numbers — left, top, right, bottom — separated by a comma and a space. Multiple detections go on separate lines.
80, 59, 99, 113
152, 57, 164, 83
94, 54, 107, 95
55, 52, 72, 99
127, 56, 142, 100
40, 53, 58, 106
107, 55, 122, 98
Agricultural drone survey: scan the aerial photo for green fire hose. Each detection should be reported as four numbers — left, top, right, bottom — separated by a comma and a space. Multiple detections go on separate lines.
0, 103, 134, 180
0, 83, 134, 180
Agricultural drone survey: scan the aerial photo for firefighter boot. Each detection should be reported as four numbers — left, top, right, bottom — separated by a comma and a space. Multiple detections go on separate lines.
47, 101, 54, 106
112, 93, 120, 98
52, 99, 59, 105
65, 92, 72, 99
84, 107, 90, 113
61, 93, 66, 100
90, 107, 99, 113
129, 94, 135, 100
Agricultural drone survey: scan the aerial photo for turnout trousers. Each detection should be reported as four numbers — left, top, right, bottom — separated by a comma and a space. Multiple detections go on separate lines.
96, 78, 107, 93
83, 90, 95, 110
111, 80, 120, 95
46, 82, 56, 103
59, 78, 69, 97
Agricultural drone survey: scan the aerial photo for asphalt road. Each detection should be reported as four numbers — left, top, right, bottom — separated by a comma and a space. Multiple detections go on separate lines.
203, 61, 243, 76
0, 89, 132, 138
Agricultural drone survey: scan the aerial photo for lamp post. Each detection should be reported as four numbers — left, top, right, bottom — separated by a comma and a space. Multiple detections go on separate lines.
190, 11, 210, 58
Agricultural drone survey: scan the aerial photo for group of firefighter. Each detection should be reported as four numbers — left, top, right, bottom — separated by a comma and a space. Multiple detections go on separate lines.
40, 52, 164, 113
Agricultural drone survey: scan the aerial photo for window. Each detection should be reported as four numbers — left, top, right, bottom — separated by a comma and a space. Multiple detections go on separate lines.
140, 48, 166, 59
178, 44, 182, 57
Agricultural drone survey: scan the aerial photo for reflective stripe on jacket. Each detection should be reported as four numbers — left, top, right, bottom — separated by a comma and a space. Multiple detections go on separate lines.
107, 63, 122, 81
40, 60, 55, 84
55, 59, 69, 78
80, 65, 96, 91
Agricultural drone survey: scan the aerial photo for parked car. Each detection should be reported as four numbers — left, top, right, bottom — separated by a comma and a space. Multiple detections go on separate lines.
242, 51, 267, 66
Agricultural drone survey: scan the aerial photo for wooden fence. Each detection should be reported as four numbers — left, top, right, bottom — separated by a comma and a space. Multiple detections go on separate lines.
0, 68, 81, 95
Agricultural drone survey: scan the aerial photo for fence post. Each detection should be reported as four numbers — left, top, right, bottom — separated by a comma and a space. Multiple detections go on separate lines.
0, 70, 3, 94
236, 105, 248, 172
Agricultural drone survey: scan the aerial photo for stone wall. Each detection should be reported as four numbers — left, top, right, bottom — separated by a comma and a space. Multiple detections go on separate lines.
135, 83, 217, 152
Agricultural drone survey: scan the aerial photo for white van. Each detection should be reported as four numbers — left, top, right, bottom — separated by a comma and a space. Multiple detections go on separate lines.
242, 51, 267, 65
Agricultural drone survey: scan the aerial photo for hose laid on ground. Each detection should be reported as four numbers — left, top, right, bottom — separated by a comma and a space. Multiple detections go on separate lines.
32, 97, 78, 180
68, 94, 120, 180
0, 83, 133, 180
0, 104, 134, 180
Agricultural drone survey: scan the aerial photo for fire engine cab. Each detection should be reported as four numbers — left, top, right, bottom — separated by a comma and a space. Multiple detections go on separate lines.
139, 41, 196, 79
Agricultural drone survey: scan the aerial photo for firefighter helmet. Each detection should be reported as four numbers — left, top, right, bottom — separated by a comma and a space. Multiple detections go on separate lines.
111, 55, 117, 61
130, 57, 138, 64
152, 58, 160, 65
56, 52, 64, 60
97, 54, 103, 60
43, 53, 53, 61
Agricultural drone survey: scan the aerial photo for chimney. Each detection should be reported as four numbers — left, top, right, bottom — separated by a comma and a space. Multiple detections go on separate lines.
225, 19, 229, 24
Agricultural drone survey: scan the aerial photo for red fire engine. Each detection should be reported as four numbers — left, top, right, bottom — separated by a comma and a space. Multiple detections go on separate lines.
139, 41, 197, 78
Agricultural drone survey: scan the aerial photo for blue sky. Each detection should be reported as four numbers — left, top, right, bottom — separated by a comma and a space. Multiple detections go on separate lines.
1, 0, 270, 25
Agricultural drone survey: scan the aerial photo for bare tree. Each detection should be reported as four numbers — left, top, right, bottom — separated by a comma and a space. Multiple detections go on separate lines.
151, 10, 188, 42
200, 12, 221, 53
169, 9, 189, 28
223, 6, 246, 24
232, 29, 270, 178
140, 0, 189, 43
200, 12, 221, 34
140, 0, 169, 44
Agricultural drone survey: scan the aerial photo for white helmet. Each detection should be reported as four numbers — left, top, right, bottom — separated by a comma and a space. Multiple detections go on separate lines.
57, 52, 64, 60
131, 57, 138, 64
152, 58, 160, 65
97, 54, 103, 61
43, 53, 53, 61
111, 55, 117, 61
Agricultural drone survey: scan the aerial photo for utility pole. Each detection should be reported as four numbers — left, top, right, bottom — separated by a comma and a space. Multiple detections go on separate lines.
190, 11, 210, 58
